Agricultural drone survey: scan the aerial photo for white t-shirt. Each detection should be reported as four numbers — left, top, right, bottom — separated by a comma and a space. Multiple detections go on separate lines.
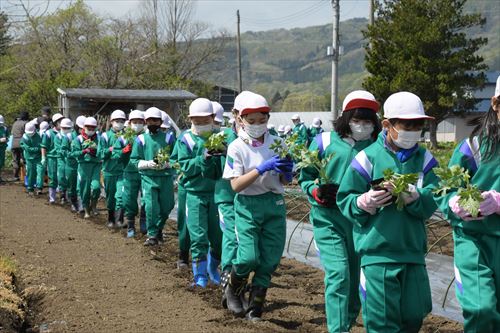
223, 133, 284, 196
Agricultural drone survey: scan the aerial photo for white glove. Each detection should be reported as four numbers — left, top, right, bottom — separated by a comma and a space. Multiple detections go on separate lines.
356, 189, 393, 215
0, 137, 6, 143
401, 184, 420, 205
138, 160, 158, 170
156, 162, 170, 170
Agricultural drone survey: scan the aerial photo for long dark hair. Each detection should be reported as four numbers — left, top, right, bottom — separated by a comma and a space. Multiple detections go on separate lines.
468, 105, 499, 161
334, 108, 381, 140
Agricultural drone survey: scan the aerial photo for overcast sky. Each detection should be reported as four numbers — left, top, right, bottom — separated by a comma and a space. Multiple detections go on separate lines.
3, 0, 370, 32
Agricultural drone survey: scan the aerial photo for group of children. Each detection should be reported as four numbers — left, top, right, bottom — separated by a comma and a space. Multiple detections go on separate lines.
4, 79, 500, 330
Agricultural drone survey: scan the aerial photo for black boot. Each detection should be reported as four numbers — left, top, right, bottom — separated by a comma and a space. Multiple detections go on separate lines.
114, 209, 124, 228
220, 270, 230, 308
177, 251, 189, 270
224, 269, 247, 317
245, 286, 267, 321
70, 196, 79, 212
107, 210, 115, 228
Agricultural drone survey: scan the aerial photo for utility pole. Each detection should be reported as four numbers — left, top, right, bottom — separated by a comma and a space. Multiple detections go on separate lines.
236, 10, 242, 92
369, 0, 375, 26
331, 0, 340, 120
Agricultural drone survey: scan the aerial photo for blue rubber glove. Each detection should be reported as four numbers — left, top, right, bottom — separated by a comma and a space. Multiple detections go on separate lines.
276, 158, 294, 173
256, 155, 281, 175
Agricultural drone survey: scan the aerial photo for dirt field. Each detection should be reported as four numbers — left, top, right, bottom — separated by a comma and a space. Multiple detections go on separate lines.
0, 181, 462, 332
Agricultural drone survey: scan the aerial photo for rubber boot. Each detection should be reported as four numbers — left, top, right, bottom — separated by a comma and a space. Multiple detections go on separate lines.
177, 251, 189, 270
107, 210, 115, 228
245, 286, 267, 321
70, 196, 78, 212
84, 207, 91, 219
207, 252, 221, 285
48, 187, 57, 204
114, 209, 123, 228
60, 190, 67, 205
192, 259, 209, 288
224, 268, 247, 317
90, 199, 99, 216
126, 216, 135, 238
77, 197, 84, 213
139, 206, 147, 235
221, 270, 230, 308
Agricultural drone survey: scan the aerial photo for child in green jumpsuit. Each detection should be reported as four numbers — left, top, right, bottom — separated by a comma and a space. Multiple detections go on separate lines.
307, 117, 323, 145
20, 122, 43, 195
291, 114, 309, 146
113, 110, 146, 238
223, 91, 293, 320
71, 117, 101, 219
98, 110, 127, 228
176, 98, 223, 288
41, 113, 64, 204
130, 108, 175, 246
435, 83, 500, 332
59, 118, 79, 212
0, 115, 9, 183
299, 90, 381, 333
337, 92, 439, 333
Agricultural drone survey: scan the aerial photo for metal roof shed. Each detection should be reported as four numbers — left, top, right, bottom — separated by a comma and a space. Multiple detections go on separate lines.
57, 88, 197, 124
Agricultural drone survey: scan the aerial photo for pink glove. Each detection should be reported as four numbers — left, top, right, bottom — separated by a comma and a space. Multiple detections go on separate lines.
479, 190, 500, 216
449, 195, 483, 221
356, 189, 393, 215
108, 146, 114, 152
401, 184, 420, 205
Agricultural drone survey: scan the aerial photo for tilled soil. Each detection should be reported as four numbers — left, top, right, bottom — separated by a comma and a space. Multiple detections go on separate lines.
0, 182, 462, 332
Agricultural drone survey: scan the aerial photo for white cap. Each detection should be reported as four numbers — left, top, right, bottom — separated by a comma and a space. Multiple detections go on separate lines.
52, 113, 64, 123
76, 115, 86, 129
211, 101, 225, 123
284, 125, 292, 133
312, 117, 322, 128
277, 125, 285, 132
267, 124, 275, 129
161, 118, 171, 129
84, 117, 98, 127
495, 75, 500, 97
233, 91, 270, 116
25, 122, 36, 134
342, 90, 379, 113
40, 121, 49, 131
144, 107, 162, 120
0, 115, 4, 124
189, 98, 213, 117
291, 114, 300, 120
128, 110, 144, 121
383, 91, 433, 120
110, 110, 126, 121
60, 118, 73, 128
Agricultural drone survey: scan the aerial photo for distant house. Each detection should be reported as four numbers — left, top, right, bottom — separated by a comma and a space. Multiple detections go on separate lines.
213, 86, 238, 112
57, 88, 197, 130
434, 71, 499, 142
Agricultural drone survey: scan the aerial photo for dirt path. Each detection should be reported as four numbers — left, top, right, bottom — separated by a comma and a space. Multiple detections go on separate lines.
0, 182, 462, 332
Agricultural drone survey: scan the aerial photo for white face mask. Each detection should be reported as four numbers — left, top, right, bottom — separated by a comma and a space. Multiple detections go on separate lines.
191, 123, 213, 136
349, 122, 374, 141
85, 129, 96, 137
26, 132, 35, 137
243, 123, 268, 139
391, 128, 421, 149
112, 121, 125, 132
131, 123, 144, 133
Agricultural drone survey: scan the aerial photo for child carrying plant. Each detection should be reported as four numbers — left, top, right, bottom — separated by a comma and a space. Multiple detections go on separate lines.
337, 91, 439, 332
299, 90, 381, 333
434, 77, 500, 332
20, 122, 43, 196
41, 113, 64, 204
222, 91, 293, 320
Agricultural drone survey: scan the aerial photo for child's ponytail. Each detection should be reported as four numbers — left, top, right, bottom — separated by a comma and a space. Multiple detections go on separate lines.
468, 105, 499, 161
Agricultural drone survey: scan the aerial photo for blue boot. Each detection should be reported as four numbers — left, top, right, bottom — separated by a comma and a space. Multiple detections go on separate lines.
207, 252, 221, 285
192, 259, 208, 288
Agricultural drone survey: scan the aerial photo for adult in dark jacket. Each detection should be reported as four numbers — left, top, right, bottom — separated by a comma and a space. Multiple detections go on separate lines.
11, 111, 30, 180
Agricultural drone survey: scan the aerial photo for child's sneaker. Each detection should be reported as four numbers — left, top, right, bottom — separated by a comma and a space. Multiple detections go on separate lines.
127, 228, 135, 238
143, 237, 158, 246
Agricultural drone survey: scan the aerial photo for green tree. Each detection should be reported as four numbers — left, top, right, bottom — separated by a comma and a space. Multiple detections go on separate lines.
0, 12, 10, 56
363, 0, 487, 147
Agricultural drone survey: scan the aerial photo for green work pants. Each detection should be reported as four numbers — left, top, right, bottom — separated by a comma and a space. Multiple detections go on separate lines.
0, 146, 6, 170
57, 158, 67, 191
25, 159, 43, 192
142, 175, 174, 238
185, 191, 221, 261
114, 176, 124, 211
78, 162, 101, 208
218, 201, 237, 272
310, 205, 360, 333
360, 263, 432, 333
122, 171, 141, 218
65, 166, 78, 199
177, 184, 191, 253
47, 157, 58, 188
103, 174, 121, 211
233, 192, 286, 288
453, 228, 500, 332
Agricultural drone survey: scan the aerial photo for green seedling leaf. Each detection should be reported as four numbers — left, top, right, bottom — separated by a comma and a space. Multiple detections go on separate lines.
204, 132, 227, 152
382, 169, 419, 210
